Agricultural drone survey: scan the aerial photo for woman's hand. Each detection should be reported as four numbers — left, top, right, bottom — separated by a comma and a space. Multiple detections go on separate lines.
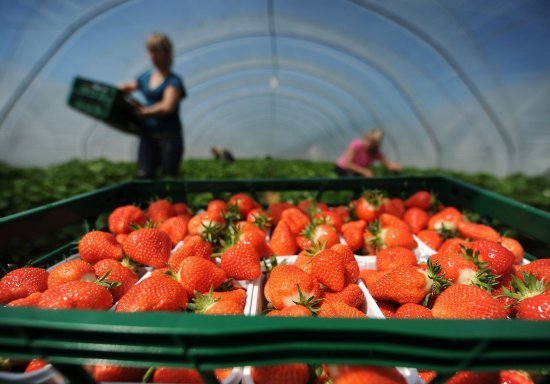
386, 161, 402, 173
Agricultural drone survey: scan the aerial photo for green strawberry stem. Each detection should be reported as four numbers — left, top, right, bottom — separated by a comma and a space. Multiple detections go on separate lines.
0, 357, 11, 371
460, 245, 499, 293
142, 366, 155, 383
497, 272, 549, 308
292, 285, 322, 314
95, 269, 122, 289
438, 223, 457, 239
422, 260, 452, 306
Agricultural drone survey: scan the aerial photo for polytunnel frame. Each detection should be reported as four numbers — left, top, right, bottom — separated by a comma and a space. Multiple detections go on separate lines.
0, 0, 515, 172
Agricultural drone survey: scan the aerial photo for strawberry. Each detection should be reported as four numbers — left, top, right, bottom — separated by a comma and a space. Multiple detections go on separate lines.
499, 370, 535, 384
366, 221, 417, 252
341, 220, 366, 252
445, 371, 500, 384
188, 288, 244, 315
315, 210, 344, 232
212, 288, 247, 311
394, 303, 433, 319
147, 199, 176, 224
515, 259, 550, 282
122, 228, 172, 268
47, 259, 94, 288
376, 300, 400, 318
251, 363, 309, 384
375, 247, 417, 271
379, 197, 405, 218
247, 207, 273, 232
0, 267, 49, 304
469, 240, 515, 276
25, 359, 48, 373
235, 228, 271, 258
330, 365, 406, 384
187, 211, 224, 237
152, 367, 205, 383
264, 264, 321, 309
499, 237, 525, 264
228, 193, 259, 218
360, 230, 378, 255
268, 202, 295, 225
173, 202, 191, 216
379, 213, 410, 231
38, 280, 114, 310
428, 206, 462, 235
322, 283, 365, 308
404, 190, 433, 210
78, 230, 123, 263
330, 243, 360, 284
429, 249, 481, 285
369, 262, 450, 305
93, 258, 138, 301
418, 370, 437, 384
355, 190, 384, 222
332, 205, 351, 222
269, 220, 298, 256
115, 233, 128, 245
499, 272, 550, 320
516, 294, 550, 320
300, 222, 340, 250
267, 305, 313, 317
7, 291, 43, 307
359, 269, 390, 288
177, 256, 227, 297
108, 205, 147, 234
207, 199, 227, 215
318, 301, 366, 318
168, 235, 213, 270
220, 243, 261, 280
432, 284, 508, 319
159, 215, 189, 246
298, 199, 329, 213
416, 229, 443, 251
311, 248, 347, 292
281, 207, 311, 236
116, 275, 187, 312
93, 364, 146, 382
403, 207, 429, 234
457, 221, 500, 242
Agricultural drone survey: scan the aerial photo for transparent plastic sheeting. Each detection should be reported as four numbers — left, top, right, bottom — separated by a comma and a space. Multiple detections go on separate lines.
0, 0, 549, 176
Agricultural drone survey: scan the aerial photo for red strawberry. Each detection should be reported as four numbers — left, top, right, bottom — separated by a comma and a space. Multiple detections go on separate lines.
311, 248, 347, 292
379, 213, 410, 231
173, 202, 191, 216
116, 275, 187, 312
93, 364, 147, 382
177, 256, 226, 297
499, 370, 535, 384
123, 228, 172, 268
369, 262, 449, 305
301, 223, 340, 250
169, 235, 213, 270
375, 247, 417, 271
394, 303, 433, 318
332, 205, 351, 223
429, 250, 479, 284
159, 215, 189, 246
355, 190, 384, 222
152, 367, 205, 383
432, 284, 508, 319
281, 207, 311, 236
341, 220, 366, 252
298, 199, 329, 213
264, 264, 321, 309
0, 267, 49, 304
360, 269, 390, 288
246, 207, 273, 231
379, 197, 405, 218
220, 243, 261, 280
269, 220, 298, 256
236, 228, 271, 258
115, 233, 128, 245
268, 202, 295, 225
457, 221, 500, 242
207, 199, 227, 215
416, 230, 443, 251
418, 370, 437, 384
331, 243, 360, 284
25, 359, 48, 373
366, 222, 417, 252
147, 199, 176, 224
315, 210, 344, 232
38, 280, 114, 310
330, 365, 406, 384
376, 300, 400, 318
318, 301, 366, 318
322, 283, 365, 308
78, 230, 123, 263
7, 291, 43, 307
515, 259, 550, 282
403, 207, 429, 234
445, 371, 500, 384
188, 289, 244, 315
267, 305, 312, 317
93, 258, 138, 301
516, 295, 550, 320
212, 288, 247, 311
108, 205, 147, 234
428, 207, 462, 234
404, 190, 433, 210
187, 211, 224, 236
251, 363, 309, 384
469, 240, 515, 276
499, 237, 525, 264
47, 259, 94, 288
229, 193, 260, 219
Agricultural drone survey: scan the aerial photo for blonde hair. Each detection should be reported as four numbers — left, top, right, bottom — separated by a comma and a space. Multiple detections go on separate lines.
365, 128, 384, 143
146, 33, 174, 69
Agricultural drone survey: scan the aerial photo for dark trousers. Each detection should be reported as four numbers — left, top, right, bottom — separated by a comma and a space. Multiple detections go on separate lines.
334, 165, 361, 177
136, 131, 183, 179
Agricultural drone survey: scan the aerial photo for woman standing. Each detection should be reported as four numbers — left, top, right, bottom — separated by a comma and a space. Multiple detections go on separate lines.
119, 33, 186, 179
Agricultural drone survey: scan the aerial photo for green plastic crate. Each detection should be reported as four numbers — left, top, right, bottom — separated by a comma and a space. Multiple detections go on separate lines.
0, 177, 549, 383
67, 77, 144, 136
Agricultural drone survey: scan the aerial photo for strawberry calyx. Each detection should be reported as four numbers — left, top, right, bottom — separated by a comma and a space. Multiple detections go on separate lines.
461, 210, 481, 223
250, 210, 272, 231
262, 255, 285, 273
292, 285, 322, 314
143, 367, 155, 383
459, 245, 498, 293
428, 191, 440, 213
222, 203, 242, 225
187, 287, 219, 313
120, 256, 139, 272
94, 270, 121, 289
438, 223, 457, 240
422, 260, 451, 306
497, 272, 549, 308
130, 219, 156, 231
200, 221, 224, 246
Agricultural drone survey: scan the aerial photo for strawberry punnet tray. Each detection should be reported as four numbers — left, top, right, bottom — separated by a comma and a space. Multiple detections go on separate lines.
0, 177, 548, 384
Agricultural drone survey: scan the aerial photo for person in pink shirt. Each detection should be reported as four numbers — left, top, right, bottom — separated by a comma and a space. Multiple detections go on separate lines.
335, 128, 401, 177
